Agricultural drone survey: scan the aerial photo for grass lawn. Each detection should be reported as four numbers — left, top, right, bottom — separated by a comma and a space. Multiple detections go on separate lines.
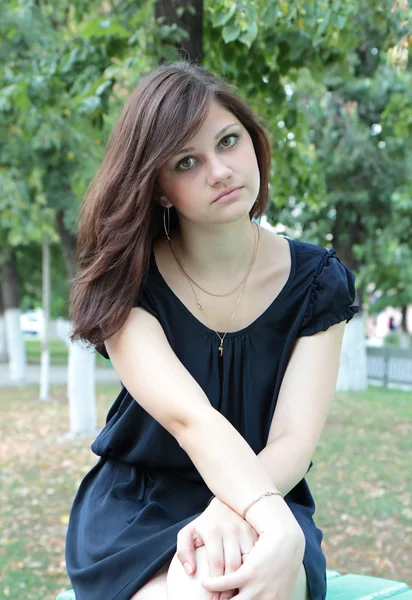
0, 384, 411, 599
24, 338, 110, 368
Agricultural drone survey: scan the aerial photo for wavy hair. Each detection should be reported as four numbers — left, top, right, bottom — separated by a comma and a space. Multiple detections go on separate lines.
70, 60, 272, 352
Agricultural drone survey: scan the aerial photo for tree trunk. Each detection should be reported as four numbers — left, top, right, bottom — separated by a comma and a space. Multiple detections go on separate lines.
336, 314, 368, 392
55, 211, 98, 433
155, 0, 203, 62
399, 305, 411, 348
1, 252, 27, 382
67, 340, 97, 436
0, 293, 7, 363
56, 209, 77, 283
331, 209, 363, 274
400, 305, 408, 333
40, 235, 50, 401
331, 225, 368, 390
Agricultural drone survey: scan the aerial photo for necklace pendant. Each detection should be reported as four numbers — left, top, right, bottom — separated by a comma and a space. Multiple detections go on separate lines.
197, 301, 203, 310
219, 343, 223, 357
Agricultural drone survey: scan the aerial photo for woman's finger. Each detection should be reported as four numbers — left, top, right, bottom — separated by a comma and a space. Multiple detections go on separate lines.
219, 537, 242, 600
202, 566, 247, 593
203, 532, 225, 581
239, 523, 258, 552
176, 526, 197, 576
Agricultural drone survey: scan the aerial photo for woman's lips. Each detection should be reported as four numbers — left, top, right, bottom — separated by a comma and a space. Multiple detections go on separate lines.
213, 186, 243, 203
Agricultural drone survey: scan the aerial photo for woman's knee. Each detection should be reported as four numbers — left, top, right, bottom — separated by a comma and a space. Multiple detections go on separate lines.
167, 546, 211, 600
292, 563, 310, 600
129, 560, 169, 599
167, 549, 309, 600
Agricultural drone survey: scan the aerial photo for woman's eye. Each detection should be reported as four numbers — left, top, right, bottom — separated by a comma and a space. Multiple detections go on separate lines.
220, 133, 240, 148
178, 157, 195, 170
175, 133, 240, 171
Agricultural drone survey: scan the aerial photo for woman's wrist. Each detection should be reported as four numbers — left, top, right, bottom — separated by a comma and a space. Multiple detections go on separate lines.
244, 493, 295, 535
242, 490, 283, 520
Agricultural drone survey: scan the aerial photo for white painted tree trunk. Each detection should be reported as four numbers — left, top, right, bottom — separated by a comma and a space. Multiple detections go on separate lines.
40, 235, 51, 401
336, 314, 368, 392
67, 340, 97, 435
399, 332, 411, 349
0, 314, 7, 362
4, 308, 27, 382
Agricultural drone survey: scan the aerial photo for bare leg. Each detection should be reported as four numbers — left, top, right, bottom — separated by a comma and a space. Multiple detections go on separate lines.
167, 546, 212, 599
129, 560, 170, 600
167, 545, 310, 600
292, 563, 310, 600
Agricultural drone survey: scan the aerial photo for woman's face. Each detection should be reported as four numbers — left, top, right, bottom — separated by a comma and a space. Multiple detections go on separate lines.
156, 99, 260, 226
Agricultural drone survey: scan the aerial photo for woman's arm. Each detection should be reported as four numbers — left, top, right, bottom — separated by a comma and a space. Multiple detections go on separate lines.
258, 321, 346, 496
105, 307, 298, 536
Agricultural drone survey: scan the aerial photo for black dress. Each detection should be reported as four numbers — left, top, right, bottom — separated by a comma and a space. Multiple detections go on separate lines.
65, 237, 359, 600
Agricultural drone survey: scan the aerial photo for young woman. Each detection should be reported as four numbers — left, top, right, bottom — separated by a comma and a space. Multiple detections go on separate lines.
66, 61, 359, 600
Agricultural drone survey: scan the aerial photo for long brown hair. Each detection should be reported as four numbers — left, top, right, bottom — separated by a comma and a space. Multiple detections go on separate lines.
70, 60, 272, 352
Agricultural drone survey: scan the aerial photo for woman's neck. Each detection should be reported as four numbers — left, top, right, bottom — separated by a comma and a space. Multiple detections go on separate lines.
169, 216, 257, 283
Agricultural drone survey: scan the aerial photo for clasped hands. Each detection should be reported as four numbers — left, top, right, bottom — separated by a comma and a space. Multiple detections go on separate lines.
176, 496, 305, 600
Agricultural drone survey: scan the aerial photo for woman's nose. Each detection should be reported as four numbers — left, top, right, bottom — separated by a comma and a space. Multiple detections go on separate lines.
206, 155, 233, 183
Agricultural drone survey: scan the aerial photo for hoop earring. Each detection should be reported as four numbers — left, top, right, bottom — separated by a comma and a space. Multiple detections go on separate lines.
163, 206, 171, 241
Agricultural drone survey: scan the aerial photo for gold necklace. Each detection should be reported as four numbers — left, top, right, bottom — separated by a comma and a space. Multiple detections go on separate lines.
187, 277, 248, 357
168, 223, 261, 297
170, 224, 261, 357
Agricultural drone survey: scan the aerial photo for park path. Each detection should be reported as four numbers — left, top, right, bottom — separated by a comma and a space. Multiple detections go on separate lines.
0, 363, 119, 388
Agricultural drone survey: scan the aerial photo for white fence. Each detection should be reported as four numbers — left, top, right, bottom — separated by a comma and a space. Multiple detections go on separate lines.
367, 346, 412, 386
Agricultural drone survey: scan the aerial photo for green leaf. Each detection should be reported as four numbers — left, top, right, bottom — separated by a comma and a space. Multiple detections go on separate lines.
81, 17, 130, 39
213, 5, 237, 28
238, 22, 258, 48
222, 22, 242, 44
317, 9, 331, 36
95, 80, 113, 96
78, 96, 101, 115
330, 13, 348, 29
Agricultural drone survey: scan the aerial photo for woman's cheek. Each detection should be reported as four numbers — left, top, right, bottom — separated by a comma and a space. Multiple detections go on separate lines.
172, 179, 202, 211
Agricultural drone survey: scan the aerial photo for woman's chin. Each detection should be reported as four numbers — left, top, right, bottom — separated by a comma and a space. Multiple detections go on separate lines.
215, 202, 256, 224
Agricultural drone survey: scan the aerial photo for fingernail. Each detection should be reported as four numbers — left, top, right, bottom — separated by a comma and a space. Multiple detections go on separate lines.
212, 595, 219, 600
183, 561, 192, 575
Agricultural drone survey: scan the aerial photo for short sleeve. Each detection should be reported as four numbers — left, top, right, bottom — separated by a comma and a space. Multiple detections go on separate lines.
95, 286, 159, 359
299, 248, 359, 337
133, 285, 159, 318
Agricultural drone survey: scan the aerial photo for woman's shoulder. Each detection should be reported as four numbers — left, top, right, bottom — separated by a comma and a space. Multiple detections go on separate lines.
261, 230, 355, 297
288, 236, 329, 259
275, 233, 338, 274
259, 228, 329, 275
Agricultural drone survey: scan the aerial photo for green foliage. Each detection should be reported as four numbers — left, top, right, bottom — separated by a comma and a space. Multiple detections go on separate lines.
17, 243, 70, 318
0, 0, 157, 227
207, 0, 412, 311
0, 0, 156, 284
0, 0, 411, 316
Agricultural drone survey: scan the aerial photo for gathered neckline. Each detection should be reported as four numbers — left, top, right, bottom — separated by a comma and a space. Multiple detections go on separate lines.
150, 236, 296, 338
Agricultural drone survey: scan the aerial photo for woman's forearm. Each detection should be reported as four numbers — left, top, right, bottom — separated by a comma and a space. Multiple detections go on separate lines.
257, 434, 312, 497
177, 406, 301, 536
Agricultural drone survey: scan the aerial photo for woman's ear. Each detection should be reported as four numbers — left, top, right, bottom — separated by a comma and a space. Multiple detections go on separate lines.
159, 195, 173, 209
153, 181, 169, 207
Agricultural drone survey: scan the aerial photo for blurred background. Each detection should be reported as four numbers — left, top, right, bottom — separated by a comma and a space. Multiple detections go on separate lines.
0, 0, 411, 598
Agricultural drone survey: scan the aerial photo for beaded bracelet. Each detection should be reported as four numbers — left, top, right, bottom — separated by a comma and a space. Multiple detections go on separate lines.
242, 490, 283, 521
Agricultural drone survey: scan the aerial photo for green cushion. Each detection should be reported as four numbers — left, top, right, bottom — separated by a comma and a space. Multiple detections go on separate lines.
327, 570, 341, 580
58, 573, 411, 600
56, 591, 75, 600
326, 574, 409, 600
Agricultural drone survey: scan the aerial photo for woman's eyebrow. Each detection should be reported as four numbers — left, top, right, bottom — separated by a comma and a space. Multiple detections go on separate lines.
175, 123, 239, 155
